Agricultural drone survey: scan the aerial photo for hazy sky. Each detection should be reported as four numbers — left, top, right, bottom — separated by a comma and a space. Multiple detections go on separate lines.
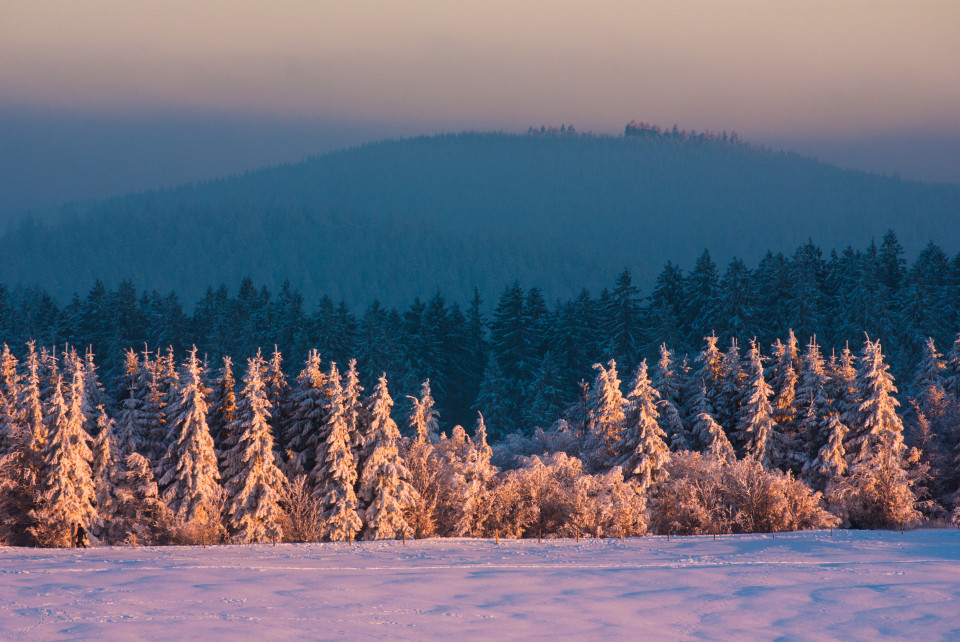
2, 1, 959, 212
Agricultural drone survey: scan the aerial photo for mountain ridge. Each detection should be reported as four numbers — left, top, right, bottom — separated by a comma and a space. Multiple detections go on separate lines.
3, 130, 958, 308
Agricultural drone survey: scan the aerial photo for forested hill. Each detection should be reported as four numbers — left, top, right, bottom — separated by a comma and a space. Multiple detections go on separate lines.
3, 127, 959, 307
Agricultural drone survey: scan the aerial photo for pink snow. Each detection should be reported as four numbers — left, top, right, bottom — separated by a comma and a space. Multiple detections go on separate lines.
1, 529, 958, 638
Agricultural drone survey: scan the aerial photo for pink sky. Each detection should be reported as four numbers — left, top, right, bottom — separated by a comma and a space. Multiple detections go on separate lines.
4, 1, 959, 139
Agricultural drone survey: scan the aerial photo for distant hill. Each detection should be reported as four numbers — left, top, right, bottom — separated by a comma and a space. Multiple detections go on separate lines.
2, 128, 959, 307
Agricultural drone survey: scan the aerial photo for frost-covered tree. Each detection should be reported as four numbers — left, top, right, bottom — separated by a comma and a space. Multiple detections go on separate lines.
0, 343, 45, 545
0, 344, 20, 451
848, 337, 906, 465
583, 360, 626, 471
715, 338, 743, 432
159, 347, 221, 528
652, 343, 682, 405
359, 375, 418, 539
794, 338, 832, 456
912, 337, 946, 394
283, 350, 328, 475
207, 355, 237, 454
311, 359, 362, 542
223, 354, 288, 543
110, 452, 174, 545
808, 413, 848, 489
692, 408, 735, 463
408, 379, 440, 444
308, 361, 342, 487
342, 358, 365, 461
91, 407, 122, 535
735, 340, 777, 468
264, 347, 291, 437
452, 413, 498, 536
658, 398, 688, 452
841, 337, 919, 528
32, 374, 96, 546
769, 331, 799, 429
687, 333, 723, 418
615, 361, 670, 491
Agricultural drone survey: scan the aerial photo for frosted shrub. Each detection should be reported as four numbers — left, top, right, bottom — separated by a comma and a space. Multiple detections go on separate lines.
284, 474, 324, 542
649, 452, 837, 535
481, 453, 646, 539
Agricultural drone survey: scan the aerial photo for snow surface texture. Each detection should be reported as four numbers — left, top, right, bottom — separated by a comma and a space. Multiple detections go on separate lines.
1, 530, 958, 639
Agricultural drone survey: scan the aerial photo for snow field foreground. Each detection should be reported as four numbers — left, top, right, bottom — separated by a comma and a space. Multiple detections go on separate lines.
1, 530, 959, 640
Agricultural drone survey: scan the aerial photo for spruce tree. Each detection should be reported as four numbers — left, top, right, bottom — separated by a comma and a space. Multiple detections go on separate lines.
33, 374, 96, 546
615, 361, 670, 491
584, 360, 626, 471
283, 350, 328, 475
313, 369, 362, 542
736, 340, 777, 467
359, 375, 418, 539
159, 347, 221, 527
223, 354, 288, 543
408, 379, 440, 443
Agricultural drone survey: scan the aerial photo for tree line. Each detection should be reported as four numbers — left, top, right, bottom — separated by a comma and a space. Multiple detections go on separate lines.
1, 315, 957, 547
0, 231, 957, 432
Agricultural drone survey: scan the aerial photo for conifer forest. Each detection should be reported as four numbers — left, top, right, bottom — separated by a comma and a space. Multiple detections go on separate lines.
2, 231, 960, 547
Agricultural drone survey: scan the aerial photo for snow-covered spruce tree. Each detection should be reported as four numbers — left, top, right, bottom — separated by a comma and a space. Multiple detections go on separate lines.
91, 407, 122, 537
311, 359, 362, 542
658, 398, 689, 452
342, 358, 365, 462
652, 344, 688, 450
31, 374, 96, 547
134, 349, 166, 469
831, 344, 860, 427
735, 340, 778, 468
614, 361, 670, 492
283, 350, 328, 476
359, 375, 418, 540
113, 350, 141, 458
842, 337, 919, 528
159, 347, 222, 538
451, 413, 498, 537
111, 452, 175, 545
223, 354, 288, 544
583, 360, 626, 472
408, 379, 440, 443
691, 399, 735, 463
808, 412, 849, 491
207, 355, 237, 455
794, 337, 832, 470
653, 343, 682, 405
0, 344, 19, 453
913, 337, 946, 394
81, 349, 108, 437
264, 347, 291, 439
769, 330, 799, 430
715, 338, 742, 433
686, 333, 723, 419
0, 342, 45, 545
848, 337, 905, 465
308, 361, 342, 488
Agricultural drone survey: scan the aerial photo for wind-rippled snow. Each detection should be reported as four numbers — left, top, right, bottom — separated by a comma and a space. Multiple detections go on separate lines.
1, 530, 958, 639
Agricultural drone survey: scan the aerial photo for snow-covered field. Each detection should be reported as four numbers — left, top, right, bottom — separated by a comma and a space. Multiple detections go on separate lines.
1, 530, 958, 639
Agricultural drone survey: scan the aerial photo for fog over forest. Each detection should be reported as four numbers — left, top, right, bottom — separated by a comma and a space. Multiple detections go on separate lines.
3, 125, 959, 309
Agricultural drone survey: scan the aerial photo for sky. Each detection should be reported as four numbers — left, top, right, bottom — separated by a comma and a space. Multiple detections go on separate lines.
2, 1, 959, 214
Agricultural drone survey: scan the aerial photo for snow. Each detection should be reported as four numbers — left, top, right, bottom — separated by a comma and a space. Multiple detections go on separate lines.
1, 530, 958, 638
